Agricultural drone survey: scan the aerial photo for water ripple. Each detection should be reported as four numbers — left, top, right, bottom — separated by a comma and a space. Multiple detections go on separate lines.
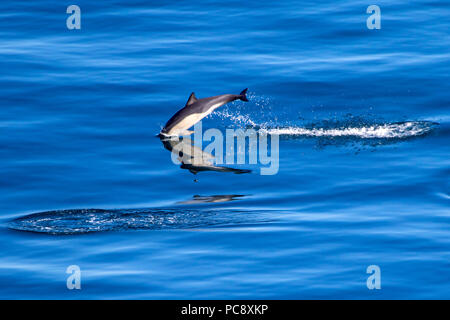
8, 207, 271, 235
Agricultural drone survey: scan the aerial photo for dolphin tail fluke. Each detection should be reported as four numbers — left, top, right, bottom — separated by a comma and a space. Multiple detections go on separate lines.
239, 88, 249, 102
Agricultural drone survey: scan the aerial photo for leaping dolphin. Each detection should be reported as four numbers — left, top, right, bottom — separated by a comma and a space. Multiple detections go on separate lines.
160, 88, 249, 137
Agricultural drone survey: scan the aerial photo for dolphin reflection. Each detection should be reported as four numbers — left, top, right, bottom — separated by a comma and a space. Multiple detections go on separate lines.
160, 136, 251, 175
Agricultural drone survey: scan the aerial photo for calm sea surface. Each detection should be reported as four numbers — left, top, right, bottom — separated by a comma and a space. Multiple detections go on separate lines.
0, 0, 449, 299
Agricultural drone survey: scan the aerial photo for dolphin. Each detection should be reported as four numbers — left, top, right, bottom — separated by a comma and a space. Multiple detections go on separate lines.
160, 88, 249, 137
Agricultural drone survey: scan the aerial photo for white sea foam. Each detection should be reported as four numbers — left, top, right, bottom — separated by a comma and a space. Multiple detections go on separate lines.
262, 121, 436, 139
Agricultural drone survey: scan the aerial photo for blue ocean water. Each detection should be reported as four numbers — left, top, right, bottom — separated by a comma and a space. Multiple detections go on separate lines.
0, 0, 449, 299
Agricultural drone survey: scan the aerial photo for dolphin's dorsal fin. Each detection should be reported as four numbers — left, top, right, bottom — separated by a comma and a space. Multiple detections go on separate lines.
185, 92, 198, 107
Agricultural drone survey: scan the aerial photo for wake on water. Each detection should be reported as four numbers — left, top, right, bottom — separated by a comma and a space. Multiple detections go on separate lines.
215, 95, 438, 140
262, 121, 438, 139
216, 109, 437, 140
8, 206, 271, 235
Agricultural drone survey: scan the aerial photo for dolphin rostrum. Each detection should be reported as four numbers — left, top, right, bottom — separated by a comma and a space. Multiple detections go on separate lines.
160, 88, 248, 137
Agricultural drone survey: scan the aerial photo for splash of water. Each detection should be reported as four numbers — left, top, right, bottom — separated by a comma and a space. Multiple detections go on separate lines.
213, 93, 438, 140
213, 92, 275, 128
214, 109, 258, 127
